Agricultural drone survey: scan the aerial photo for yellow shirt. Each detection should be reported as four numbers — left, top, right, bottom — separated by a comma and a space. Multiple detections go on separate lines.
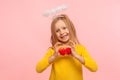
36, 44, 98, 80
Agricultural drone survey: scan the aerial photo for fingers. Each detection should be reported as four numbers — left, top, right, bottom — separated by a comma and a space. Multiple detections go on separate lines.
53, 41, 76, 56
53, 42, 62, 56
54, 42, 62, 48
53, 42, 60, 52
68, 40, 76, 47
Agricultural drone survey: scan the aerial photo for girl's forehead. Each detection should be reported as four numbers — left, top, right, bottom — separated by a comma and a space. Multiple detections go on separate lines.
55, 20, 67, 28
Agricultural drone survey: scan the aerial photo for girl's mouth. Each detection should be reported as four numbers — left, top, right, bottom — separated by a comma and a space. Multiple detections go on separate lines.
60, 33, 69, 39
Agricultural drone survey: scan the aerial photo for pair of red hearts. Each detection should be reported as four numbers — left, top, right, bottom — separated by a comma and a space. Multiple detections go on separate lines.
58, 47, 71, 55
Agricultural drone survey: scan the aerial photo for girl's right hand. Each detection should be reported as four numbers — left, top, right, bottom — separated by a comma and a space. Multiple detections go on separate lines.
53, 42, 62, 57
48, 42, 62, 64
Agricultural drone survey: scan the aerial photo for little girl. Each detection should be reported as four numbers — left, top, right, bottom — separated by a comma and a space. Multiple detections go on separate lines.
36, 14, 98, 80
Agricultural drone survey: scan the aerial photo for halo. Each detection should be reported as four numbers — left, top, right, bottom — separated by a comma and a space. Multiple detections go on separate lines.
43, 4, 68, 17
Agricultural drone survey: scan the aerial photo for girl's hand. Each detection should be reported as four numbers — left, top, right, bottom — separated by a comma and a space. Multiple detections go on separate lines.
65, 44, 77, 56
53, 40, 76, 56
48, 42, 62, 64
66, 40, 77, 56
53, 42, 62, 57
67, 41, 85, 64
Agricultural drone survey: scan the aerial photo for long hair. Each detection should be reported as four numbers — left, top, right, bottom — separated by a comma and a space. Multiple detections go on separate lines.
50, 14, 80, 47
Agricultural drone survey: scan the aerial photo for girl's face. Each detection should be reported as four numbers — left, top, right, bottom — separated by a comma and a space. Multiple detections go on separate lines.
55, 20, 70, 43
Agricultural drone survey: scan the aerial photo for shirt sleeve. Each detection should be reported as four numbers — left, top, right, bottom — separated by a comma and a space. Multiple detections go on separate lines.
36, 48, 54, 73
75, 45, 98, 72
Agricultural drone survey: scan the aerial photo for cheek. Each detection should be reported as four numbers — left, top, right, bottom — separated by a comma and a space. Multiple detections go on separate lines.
56, 33, 60, 38
66, 29, 69, 33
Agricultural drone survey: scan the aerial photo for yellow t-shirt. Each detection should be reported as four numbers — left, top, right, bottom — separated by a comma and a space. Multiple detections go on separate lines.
36, 44, 98, 80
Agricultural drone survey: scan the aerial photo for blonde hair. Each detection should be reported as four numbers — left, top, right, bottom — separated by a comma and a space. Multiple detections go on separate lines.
50, 14, 80, 47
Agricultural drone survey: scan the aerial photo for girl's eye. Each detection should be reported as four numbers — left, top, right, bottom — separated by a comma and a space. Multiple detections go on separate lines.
56, 29, 60, 32
63, 27, 67, 30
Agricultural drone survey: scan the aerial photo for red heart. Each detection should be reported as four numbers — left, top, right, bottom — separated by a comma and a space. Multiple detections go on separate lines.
58, 47, 71, 55
58, 48, 66, 55
66, 48, 71, 55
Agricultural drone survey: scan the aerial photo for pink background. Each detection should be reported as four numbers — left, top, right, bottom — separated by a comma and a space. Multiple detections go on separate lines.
0, 0, 120, 80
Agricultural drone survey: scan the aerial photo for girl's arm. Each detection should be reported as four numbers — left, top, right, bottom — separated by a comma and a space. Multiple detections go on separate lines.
73, 45, 98, 72
36, 48, 54, 73
48, 42, 61, 64
72, 52, 85, 64
48, 52, 58, 64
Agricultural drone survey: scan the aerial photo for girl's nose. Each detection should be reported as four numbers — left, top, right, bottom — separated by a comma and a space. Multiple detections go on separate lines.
60, 30, 64, 34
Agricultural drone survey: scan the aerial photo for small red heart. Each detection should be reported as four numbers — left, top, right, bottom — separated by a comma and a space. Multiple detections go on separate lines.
65, 48, 71, 55
58, 47, 71, 55
58, 48, 66, 55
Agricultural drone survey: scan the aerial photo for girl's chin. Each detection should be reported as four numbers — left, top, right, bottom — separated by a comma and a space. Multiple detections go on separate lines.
59, 39, 69, 43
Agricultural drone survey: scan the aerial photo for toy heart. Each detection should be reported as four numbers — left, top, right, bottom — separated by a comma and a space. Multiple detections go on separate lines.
66, 48, 71, 55
58, 47, 71, 55
58, 48, 66, 55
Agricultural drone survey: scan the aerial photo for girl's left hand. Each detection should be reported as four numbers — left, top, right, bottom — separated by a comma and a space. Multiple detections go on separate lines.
65, 40, 77, 57
66, 41, 85, 64
66, 45, 77, 57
